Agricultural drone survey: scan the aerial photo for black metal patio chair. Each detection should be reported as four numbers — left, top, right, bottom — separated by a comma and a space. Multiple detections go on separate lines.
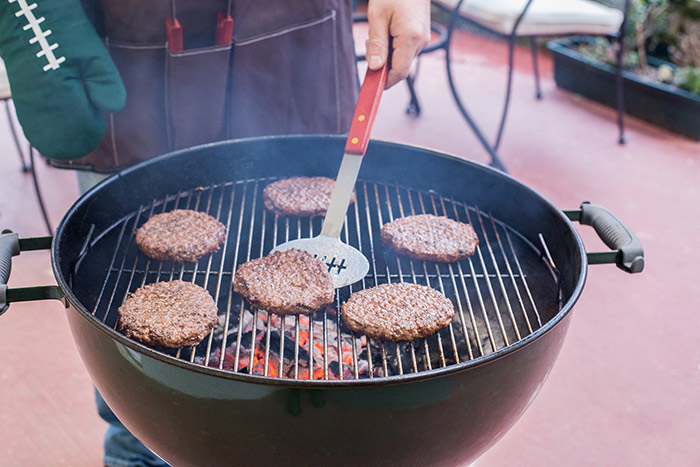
434, 0, 631, 149
353, 11, 509, 172
1, 58, 53, 234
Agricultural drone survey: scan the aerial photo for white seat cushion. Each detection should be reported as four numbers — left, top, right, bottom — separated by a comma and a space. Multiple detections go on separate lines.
0, 57, 11, 100
435, 0, 623, 36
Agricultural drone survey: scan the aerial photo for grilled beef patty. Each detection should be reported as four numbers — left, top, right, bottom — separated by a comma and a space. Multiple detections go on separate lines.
135, 209, 226, 263
118, 280, 219, 348
233, 248, 335, 315
380, 214, 479, 262
263, 176, 356, 217
341, 282, 455, 342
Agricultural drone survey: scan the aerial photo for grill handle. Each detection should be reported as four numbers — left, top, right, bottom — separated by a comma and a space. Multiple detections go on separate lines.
0, 231, 64, 316
565, 202, 644, 274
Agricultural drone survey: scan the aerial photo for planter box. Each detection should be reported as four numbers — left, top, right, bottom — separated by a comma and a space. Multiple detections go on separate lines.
547, 37, 700, 141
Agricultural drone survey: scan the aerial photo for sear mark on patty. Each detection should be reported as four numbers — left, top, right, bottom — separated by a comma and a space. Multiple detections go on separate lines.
380, 214, 478, 263
233, 248, 335, 315
118, 280, 219, 349
341, 282, 455, 342
135, 209, 226, 263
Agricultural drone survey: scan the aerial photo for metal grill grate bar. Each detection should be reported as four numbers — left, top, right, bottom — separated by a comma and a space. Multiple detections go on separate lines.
230, 180, 252, 373
199, 186, 237, 365
187, 186, 228, 363
488, 213, 534, 334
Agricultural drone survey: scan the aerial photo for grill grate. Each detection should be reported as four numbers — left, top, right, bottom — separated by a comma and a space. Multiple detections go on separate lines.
89, 178, 557, 381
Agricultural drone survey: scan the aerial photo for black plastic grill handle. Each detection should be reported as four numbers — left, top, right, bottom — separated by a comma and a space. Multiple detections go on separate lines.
0, 232, 21, 315
0, 232, 62, 316
566, 202, 645, 274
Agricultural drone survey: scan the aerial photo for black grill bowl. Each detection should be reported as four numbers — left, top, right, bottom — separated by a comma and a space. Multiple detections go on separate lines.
55, 135, 587, 466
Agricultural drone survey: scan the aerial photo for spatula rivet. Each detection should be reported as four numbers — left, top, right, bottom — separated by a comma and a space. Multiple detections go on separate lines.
358, 115, 365, 122
351, 137, 359, 144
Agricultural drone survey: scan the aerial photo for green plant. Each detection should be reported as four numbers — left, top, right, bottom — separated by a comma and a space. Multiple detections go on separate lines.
674, 66, 700, 93
576, 37, 639, 68
574, 1, 700, 94
627, 0, 700, 67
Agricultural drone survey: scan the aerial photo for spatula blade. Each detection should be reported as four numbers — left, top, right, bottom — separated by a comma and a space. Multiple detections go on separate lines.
272, 235, 369, 288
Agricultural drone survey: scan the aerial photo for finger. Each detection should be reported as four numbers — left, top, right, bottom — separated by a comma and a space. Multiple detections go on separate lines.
386, 26, 428, 88
366, 7, 391, 70
386, 45, 415, 88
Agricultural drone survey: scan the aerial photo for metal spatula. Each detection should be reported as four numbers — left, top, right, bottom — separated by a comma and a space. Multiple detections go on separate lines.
272, 63, 388, 288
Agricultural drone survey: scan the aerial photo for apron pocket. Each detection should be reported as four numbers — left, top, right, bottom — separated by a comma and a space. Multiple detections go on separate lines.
230, 10, 342, 138
166, 45, 232, 150
104, 41, 169, 167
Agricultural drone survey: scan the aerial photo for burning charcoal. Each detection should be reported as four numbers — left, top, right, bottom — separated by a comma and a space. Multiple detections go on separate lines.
268, 329, 310, 362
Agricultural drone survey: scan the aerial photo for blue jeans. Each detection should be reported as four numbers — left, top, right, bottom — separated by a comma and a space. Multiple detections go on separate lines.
95, 389, 170, 467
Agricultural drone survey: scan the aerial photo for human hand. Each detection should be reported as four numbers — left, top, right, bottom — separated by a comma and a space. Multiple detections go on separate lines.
0, 0, 125, 160
365, 0, 431, 89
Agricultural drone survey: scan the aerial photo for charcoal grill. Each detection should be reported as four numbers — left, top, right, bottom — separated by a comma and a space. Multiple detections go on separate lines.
0, 135, 643, 466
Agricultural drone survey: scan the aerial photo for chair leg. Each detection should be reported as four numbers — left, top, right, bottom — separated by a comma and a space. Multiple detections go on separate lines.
493, 0, 535, 151
445, 0, 507, 172
530, 37, 542, 99
28, 145, 53, 235
4, 99, 29, 172
405, 75, 421, 116
4, 99, 52, 232
405, 57, 422, 117
493, 33, 517, 151
615, 0, 631, 145
615, 40, 626, 144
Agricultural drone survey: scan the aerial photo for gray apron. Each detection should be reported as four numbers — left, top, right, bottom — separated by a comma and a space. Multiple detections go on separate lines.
51, 0, 358, 172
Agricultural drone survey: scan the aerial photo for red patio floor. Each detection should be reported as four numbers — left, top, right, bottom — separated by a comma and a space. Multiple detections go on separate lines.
0, 25, 698, 466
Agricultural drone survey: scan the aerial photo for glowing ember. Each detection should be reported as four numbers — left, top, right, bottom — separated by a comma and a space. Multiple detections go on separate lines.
195, 305, 369, 380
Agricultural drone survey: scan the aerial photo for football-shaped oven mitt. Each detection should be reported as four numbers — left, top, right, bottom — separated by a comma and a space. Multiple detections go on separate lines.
0, 0, 125, 160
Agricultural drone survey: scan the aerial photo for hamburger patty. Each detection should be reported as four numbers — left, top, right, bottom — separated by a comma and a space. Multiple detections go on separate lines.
380, 214, 479, 262
263, 176, 356, 217
233, 249, 335, 315
341, 282, 455, 342
135, 209, 226, 263
118, 280, 219, 348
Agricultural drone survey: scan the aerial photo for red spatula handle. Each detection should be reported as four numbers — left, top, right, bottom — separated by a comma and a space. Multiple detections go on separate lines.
215, 12, 234, 46
166, 18, 183, 52
344, 63, 388, 156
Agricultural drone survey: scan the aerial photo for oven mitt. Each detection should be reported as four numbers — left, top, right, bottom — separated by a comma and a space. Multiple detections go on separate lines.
0, 0, 125, 160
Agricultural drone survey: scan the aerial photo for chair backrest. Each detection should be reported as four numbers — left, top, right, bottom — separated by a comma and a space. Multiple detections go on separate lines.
434, 0, 624, 37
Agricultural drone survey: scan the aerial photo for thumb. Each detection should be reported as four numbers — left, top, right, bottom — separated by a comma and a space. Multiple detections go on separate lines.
82, 51, 126, 112
82, 51, 126, 113
366, 10, 390, 70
